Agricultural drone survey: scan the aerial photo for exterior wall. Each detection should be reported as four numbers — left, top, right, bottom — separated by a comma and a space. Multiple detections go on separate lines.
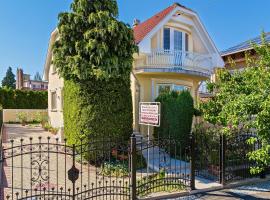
132, 72, 201, 137
3, 109, 47, 123
48, 63, 64, 128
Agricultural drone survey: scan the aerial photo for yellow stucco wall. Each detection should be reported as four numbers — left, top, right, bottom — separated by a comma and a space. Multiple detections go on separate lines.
131, 72, 203, 137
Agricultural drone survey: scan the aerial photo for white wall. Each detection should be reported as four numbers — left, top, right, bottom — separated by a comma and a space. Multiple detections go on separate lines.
48, 63, 64, 128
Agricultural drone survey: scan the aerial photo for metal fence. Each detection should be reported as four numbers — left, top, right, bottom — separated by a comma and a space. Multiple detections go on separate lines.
195, 131, 268, 185
0, 134, 194, 200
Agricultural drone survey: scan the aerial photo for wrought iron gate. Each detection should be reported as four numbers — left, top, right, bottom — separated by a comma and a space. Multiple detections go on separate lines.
0, 135, 193, 200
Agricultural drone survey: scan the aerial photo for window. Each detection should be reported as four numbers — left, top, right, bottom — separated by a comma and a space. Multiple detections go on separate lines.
51, 91, 57, 111
156, 83, 189, 97
174, 30, 182, 51
157, 84, 172, 95
163, 28, 170, 50
173, 84, 188, 93
163, 28, 189, 51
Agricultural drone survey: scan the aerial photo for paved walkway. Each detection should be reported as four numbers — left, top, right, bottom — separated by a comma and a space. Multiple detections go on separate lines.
134, 133, 221, 190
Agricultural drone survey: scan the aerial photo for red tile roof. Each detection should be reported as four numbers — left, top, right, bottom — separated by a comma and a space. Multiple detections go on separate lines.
133, 3, 193, 44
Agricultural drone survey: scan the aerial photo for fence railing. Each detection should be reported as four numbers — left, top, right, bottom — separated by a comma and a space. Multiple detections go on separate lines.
195, 131, 268, 185
136, 50, 214, 75
0, 133, 195, 200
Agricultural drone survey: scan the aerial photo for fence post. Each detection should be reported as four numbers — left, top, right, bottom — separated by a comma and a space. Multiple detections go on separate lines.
68, 144, 79, 200
219, 134, 226, 185
130, 135, 137, 200
190, 133, 195, 190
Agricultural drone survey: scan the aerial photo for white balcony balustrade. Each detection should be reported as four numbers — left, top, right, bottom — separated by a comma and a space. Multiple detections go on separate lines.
135, 50, 214, 75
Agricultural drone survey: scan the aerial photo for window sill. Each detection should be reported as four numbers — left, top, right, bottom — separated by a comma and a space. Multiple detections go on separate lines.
51, 109, 57, 112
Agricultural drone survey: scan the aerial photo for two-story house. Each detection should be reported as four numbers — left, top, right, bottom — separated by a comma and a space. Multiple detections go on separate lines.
43, 3, 224, 136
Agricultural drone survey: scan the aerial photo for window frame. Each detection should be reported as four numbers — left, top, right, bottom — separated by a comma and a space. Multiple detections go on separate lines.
51, 91, 57, 111
163, 27, 189, 52
156, 83, 190, 98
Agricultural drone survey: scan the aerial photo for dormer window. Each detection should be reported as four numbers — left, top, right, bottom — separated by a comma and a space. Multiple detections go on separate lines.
163, 27, 189, 51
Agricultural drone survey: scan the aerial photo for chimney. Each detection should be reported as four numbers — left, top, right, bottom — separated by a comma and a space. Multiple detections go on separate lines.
133, 18, 140, 28
16, 68, 23, 90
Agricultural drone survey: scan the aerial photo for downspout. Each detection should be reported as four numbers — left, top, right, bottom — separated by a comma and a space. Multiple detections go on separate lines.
131, 70, 141, 133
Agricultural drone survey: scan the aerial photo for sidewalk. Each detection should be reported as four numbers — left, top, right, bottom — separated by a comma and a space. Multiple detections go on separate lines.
171, 180, 270, 199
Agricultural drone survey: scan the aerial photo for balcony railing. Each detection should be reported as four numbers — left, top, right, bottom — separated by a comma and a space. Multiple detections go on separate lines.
135, 50, 214, 75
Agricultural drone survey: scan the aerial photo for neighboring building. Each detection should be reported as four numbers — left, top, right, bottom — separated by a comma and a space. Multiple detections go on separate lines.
16, 68, 48, 91
43, 3, 224, 135
221, 32, 270, 70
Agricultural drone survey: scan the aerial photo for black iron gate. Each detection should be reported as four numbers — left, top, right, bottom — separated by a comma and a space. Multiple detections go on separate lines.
0, 136, 131, 200
0, 135, 193, 200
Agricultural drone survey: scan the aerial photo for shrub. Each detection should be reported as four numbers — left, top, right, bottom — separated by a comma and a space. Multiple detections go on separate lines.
17, 112, 27, 125
0, 88, 47, 109
154, 90, 194, 154
44, 122, 52, 131
64, 79, 133, 161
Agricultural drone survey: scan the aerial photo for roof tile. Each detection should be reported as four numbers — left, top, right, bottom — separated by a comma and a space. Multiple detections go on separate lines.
133, 3, 192, 44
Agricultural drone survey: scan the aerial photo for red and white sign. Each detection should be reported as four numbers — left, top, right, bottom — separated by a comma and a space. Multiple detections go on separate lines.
139, 102, 160, 126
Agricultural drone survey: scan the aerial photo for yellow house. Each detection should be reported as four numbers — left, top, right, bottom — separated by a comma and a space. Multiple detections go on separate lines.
43, 3, 224, 137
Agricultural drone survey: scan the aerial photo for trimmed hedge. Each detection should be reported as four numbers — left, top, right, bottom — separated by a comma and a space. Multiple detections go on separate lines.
0, 88, 47, 109
154, 91, 194, 153
64, 79, 133, 159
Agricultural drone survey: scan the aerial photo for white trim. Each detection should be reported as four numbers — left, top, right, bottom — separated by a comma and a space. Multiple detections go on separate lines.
137, 5, 224, 68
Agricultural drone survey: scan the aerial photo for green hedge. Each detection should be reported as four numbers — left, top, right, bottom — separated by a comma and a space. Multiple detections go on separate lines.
154, 91, 194, 153
64, 79, 133, 160
0, 88, 47, 109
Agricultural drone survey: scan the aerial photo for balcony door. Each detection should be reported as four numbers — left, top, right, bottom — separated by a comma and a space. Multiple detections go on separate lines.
163, 28, 188, 66
174, 30, 183, 65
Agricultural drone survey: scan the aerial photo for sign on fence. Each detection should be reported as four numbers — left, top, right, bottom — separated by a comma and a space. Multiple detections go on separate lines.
139, 102, 160, 127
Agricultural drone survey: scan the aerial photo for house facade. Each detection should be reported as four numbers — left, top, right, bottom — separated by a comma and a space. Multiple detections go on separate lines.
17, 68, 48, 91
43, 3, 224, 136
221, 32, 270, 70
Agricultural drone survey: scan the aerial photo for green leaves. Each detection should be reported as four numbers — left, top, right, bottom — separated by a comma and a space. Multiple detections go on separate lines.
200, 32, 270, 174
53, 0, 137, 82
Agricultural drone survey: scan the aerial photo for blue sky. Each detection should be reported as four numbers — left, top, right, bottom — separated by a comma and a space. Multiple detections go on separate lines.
0, 0, 269, 83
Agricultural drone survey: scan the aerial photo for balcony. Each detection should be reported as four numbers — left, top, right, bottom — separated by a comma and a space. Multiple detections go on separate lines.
134, 50, 215, 77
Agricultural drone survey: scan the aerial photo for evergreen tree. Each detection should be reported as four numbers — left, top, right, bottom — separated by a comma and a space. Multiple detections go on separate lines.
53, 0, 137, 153
2, 67, 15, 89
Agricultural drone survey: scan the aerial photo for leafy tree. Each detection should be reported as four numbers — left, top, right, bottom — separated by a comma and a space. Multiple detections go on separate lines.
34, 72, 42, 81
2, 67, 15, 89
53, 0, 137, 155
200, 32, 270, 174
